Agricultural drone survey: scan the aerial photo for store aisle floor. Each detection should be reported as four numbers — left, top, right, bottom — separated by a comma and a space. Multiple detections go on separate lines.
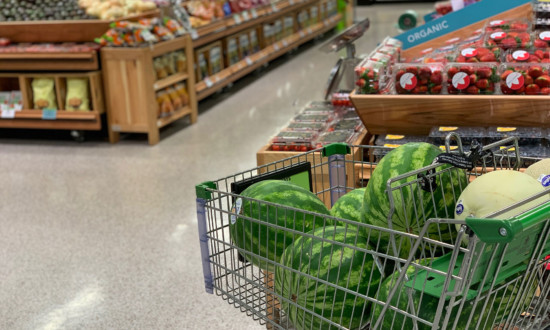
0, 3, 431, 329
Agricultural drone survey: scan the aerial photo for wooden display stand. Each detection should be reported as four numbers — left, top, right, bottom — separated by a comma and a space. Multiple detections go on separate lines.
256, 129, 370, 208
349, 2, 542, 136
0, 72, 104, 131
101, 35, 198, 145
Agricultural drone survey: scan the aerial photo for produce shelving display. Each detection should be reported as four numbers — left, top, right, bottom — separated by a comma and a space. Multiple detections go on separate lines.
101, 35, 197, 145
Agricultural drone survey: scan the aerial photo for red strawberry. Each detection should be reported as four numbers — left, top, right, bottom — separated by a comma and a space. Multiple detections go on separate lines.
526, 75, 534, 86
501, 69, 513, 80
528, 57, 541, 63
396, 70, 406, 80
419, 66, 432, 78
419, 78, 429, 86
469, 74, 478, 84
479, 54, 496, 62
543, 59, 550, 63
367, 71, 375, 79
501, 38, 517, 48
467, 57, 480, 63
516, 86, 526, 94
475, 79, 489, 89
476, 67, 492, 79
373, 82, 379, 91
431, 85, 442, 94
356, 79, 366, 87
528, 66, 544, 79
418, 86, 429, 93
456, 55, 466, 62
460, 66, 474, 75
501, 85, 513, 94
476, 47, 490, 57
535, 50, 544, 59
447, 86, 458, 94
541, 87, 550, 95
448, 66, 459, 76
525, 84, 541, 95
406, 67, 418, 75
534, 39, 548, 48
412, 86, 422, 94
536, 75, 550, 88
430, 72, 442, 85
518, 32, 530, 42
466, 85, 479, 94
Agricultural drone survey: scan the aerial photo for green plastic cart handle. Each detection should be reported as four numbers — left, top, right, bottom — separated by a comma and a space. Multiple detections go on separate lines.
466, 202, 550, 244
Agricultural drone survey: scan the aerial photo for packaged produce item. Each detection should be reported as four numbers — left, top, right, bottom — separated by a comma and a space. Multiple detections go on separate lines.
284, 16, 294, 38
239, 33, 251, 58
166, 87, 182, 109
226, 37, 240, 66
381, 36, 402, 49
459, 34, 484, 48
421, 46, 456, 64
0, 92, 11, 111
156, 90, 173, 117
446, 63, 499, 95
303, 101, 334, 113
341, 109, 359, 120
499, 63, 550, 95
484, 19, 530, 32
375, 45, 399, 63
163, 18, 185, 35
373, 134, 429, 161
274, 20, 283, 41
164, 52, 176, 75
487, 127, 545, 146
485, 30, 532, 49
175, 51, 187, 72
368, 51, 392, 66
32, 78, 57, 110
10, 91, 22, 111
314, 130, 358, 148
209, 46, 223, 75
271, 131, 318, 151
502, 49, 550, 63
328, 118, 364, 132
197, 52, 209, 80
250, 30, 260, 54
310, 6, 319, 25
435, 1, 452, 16
429, 126, 487, 146
354, 60, 386, 94
534, 30, 550, 48
292, 113, 334, 123
455, 45, 501, 63
331, 92, 352, 107
285, 122, 327, 132
174, 83, 189, 106
393, 63, 444, 95
65, 78, 90, 111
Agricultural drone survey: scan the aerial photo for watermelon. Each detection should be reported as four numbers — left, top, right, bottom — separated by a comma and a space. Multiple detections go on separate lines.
363, 143, 468, 259
372, 260, 537, 330
229, 180, 330, 272
330, 188, 366, 222
275, 226, 382, 330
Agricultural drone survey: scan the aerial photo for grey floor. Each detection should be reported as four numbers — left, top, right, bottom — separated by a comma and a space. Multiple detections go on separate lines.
0, 3, 432, 329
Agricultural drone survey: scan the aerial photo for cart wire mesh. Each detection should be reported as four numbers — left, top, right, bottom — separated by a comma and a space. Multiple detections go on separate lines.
195, 136, 550, 330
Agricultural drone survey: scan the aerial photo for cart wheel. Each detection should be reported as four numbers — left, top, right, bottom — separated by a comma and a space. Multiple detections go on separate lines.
70, 130, 85, 143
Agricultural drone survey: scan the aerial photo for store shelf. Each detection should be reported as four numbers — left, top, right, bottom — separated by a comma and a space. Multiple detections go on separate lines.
0, 52, 99, 71
153, 72, 189, 91
192, 0, 319, 48
195, 14, 341, 100
0, 110, 101, 130
157, 106, 193, 128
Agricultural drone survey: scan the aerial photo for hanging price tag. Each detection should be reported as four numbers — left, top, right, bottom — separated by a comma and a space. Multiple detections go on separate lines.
307, 27, 313, 35
299, 31, 305, 38
282, 40, 289, 47
323, 20, 328, 27
190, 29, 199, 40
1, 109, 15, 119
274, 43, 280, 51
42, 109, 57, 120
251, 9, 258, 19
234, 14, 242, 24
245, 57, 253, 65
204, 77, 214, 88
242, 11, 250, 21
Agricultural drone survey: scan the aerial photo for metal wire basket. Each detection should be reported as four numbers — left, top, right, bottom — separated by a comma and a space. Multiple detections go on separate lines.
195, 134, 550, 330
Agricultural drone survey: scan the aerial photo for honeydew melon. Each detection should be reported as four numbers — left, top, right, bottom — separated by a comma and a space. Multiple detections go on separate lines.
524, 159, 550, 187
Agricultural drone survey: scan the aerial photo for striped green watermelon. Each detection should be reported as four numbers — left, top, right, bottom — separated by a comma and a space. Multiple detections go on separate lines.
362, 143, 468, 259
330, 188, 366, 222
275, 226, 382, 330
372, 259, 537, 330
229, 180, 330, 272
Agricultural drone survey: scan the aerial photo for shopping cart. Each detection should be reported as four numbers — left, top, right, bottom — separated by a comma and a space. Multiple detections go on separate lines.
195, 134, 550, 330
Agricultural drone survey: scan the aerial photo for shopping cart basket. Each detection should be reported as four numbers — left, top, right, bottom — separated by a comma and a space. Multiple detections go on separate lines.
195, 134, 550, 330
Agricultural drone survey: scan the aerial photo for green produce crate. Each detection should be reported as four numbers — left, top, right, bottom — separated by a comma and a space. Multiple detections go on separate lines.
195, 135, 550, 330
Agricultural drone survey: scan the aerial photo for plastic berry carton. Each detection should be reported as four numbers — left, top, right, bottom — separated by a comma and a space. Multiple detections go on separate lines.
375, 134, 429, 146
314, 130, 358, 149
393, 63, 444, 95
341, 109, 360, 120
285, 121, 328, 132
368, 51, 392, 66
502, 48, 550, 63
421, 46, 457, 64
459, 34, 485, 48
429, 126, 488, 146
455, 45, 501, 63
446, 63, 500, 95
484, 19, 531, 32
354, 59, 387, 95
499, 63, 550, 95
302, 101, 335, 115
485, 30, 533, 49
443, 37, 462, 46
381, 36, 402, 49
331, 92, 353, 107
328, 118, 364, 132
486, 126, 545, 146
533, 30, 550, 48
271, 131, 318, 152
292, 113, 335, 123
375, 45, 399, 63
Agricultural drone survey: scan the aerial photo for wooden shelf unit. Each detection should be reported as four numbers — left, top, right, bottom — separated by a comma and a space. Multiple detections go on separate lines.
101, 35, 198, 145
0, 71, 104, 131
196, 14, 341, 100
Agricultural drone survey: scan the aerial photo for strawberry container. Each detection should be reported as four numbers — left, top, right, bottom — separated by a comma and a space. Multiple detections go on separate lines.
420, 45, 457, 64
502, 48, 550, 63
302, 101, 335, 115
368, 51, 392, 66
314, 130, 358, 149
455, 45, 501, 63
271, 130, 318, 152
381, 36, 402, 49
533, 30, 550, 48
484, 18, 531, 32
458, 33, 485, 48
354, 59, 387, 95
429, 126, 488, 147
393, 63, 444, 95
446, 63, 500, 95
375, 45, 399, 63
486, 126, 545, 146
285, 121, 327, 132
292, 113, 335, 123
499, 63, 550, 95
485, 30, 533, 49
328, 118, 364, 132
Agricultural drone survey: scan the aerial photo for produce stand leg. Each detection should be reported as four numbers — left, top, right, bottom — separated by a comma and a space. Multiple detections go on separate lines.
148, 129, 160, 145
108, 130, 120, 144
263, 270, 280, 329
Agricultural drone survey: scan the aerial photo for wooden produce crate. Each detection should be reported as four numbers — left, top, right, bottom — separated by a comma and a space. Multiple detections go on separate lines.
0, 51, 100, 71
256, 130, 370, 208
101, 35, 198, 145
349, 94, 550, 136
0, 72, 104, 130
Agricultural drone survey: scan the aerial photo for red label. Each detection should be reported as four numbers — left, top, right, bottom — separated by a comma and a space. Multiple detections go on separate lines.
506, 72, 525, 90
445, 37, 460, 44
491, 32, 507, 40
540, 31, 550, 41
420, 48, 433, 55
400, 73, 417, 90
490, 20, 505, 26
452, 72, 470, 90
512, 50, 530, 61
461, 48, 478, 58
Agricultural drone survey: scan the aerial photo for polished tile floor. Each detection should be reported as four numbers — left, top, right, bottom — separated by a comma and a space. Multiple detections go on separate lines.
0, 3, 432, 329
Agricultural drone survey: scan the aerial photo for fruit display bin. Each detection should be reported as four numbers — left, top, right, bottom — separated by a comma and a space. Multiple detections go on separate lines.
195, 135, 550, 330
